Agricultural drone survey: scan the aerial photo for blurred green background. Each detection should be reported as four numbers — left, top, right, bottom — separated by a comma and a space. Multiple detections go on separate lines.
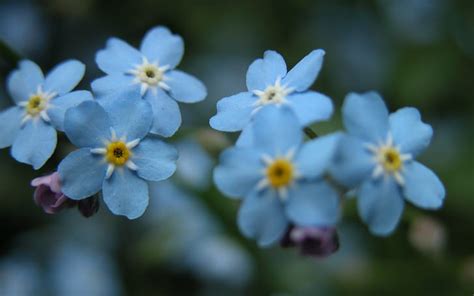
0, 0, 473, 295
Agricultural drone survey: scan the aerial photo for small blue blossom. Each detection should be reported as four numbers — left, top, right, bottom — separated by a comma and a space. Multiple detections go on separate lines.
213, 106, 341, 246
91, 26, 207, 138
209, 50, 333, 133
0, 59, 90, 169
58, 91, 178, 219
330, 92, 446, 236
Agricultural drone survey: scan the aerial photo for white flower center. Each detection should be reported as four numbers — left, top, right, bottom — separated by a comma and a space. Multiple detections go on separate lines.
253, 77, 293, 108
128, 57, 170, 96
18, 86, 56, 125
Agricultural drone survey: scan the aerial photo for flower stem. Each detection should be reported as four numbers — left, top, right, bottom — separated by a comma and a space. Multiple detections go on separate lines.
303, 127, 318, 139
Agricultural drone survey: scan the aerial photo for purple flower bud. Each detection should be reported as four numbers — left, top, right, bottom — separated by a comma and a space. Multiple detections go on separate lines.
31, 172, 75, 214
281, 226, 339, 258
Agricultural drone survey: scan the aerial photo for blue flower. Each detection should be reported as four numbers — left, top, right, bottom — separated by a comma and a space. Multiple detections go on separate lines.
213, 106, 341, 246
58, 91, 178, 219
91, 26, 207, 138
209, 50, 333, 133
0, 59, 90, 169
330, 92, 445, 236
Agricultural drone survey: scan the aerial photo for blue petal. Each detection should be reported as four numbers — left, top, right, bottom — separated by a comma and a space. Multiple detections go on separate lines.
342, 92, 389, 142
357, 178, 404, 236
98, 90, 152, 141
286, 91, 333, 125
237, 189, 288, 247
295, 132, 341, 179
43, 60, 85, 95
11, 120, 57, 169
281, 49, 325, 92
96, 38, 142, 74
47, 91, 93, 132
209, 92, 255, 132
133, 137, 178, 182
103, 168, 149, 219
329, 134, 374, 188
213, 147, 262, 199
246, 50, 287, 91
252, 105, 303, 155
236, 121, 254, 147
90, 74, 136, 98
285, 181, 340, 226
0, 107, 22, 148
140, 26, 184, 69
144, 90, 181, 137
389, 107, 433, 157
7, 60, 44, 104
64, 101, 112, 148
166, 70, 207, 103
403, 161, 445, 209
58, 148, 107, 200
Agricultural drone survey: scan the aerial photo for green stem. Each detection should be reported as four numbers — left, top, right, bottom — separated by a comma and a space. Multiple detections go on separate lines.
303, 126, 318, 139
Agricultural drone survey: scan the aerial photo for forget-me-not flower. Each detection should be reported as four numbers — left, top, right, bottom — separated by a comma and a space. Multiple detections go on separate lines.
58, 91, 178, 219
91, 26, 207, 137
213, 106, 341, 246
0, 60, 90, 169
330, 92, 445, 236
209, 50, 333, 133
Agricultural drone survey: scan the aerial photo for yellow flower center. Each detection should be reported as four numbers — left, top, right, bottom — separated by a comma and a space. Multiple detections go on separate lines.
380, 147, 402, 172
105, 141, 131, 166
138, 65, 164, 86
26, 95, 47, 116
266, 158, 294, 188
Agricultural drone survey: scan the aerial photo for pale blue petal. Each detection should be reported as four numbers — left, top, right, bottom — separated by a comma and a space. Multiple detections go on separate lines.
58, 148, 107, 200
43, 60, 85, 95
238, 189, 288, 247
246, 50, 287, 91
281, 49, 324, 92
144, 90, 181, 137
140, 26, 184, 69
286, 91, 333, 125
11, 120, 57, 169
133, 137, 178, 182
47, 90, 93, 132
103, 169, 149, 219
252, 105, 303, 155
91, 74, 136, 98
403, 161, 445, 209
235, 122, 254, 147
0, 107, 22, 148
7, 60, 44, 103
166, 70, 207, 103
213, 147, 262, 199
342, 92, 389, 142
64, 101, 112, 148
358, 178, 404, 236
389, 107, 433, 157
295, 132, 341, 179
285, 181, 340, 226
96, 38, 142, 74
98, 90, 152, 141
209, 92, 255, 132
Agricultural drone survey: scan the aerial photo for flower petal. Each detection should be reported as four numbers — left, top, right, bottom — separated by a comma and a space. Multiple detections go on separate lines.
342, 91, 389, 142
58, 148, 107, 200
209, 92, 256, 132
144, 90, 181, 137
389, 107, 433, 157
96, 37, 142, 74
140, 26, 184, 69
90, 74, 136, 98
282, 49, 325, 92
285, 181, 340, 226
213, 146, 262, 199
286, 91, 333, 125
133, 137, 178, 182
246, 50, 287, 91
7, 60, 44, 103
64, 101, 112, 148
44, 60, 85, 95
103, 168, 149, 219
357, 178, 404, 236
11, 120, 57, 169
238, 189, 288, 247
0, 106, 23, 148
403, 161, 445, 209
166, 70, 207, 103
235, 121, 254, 147
295, 132, 341, 179
47, 90, 93, 132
